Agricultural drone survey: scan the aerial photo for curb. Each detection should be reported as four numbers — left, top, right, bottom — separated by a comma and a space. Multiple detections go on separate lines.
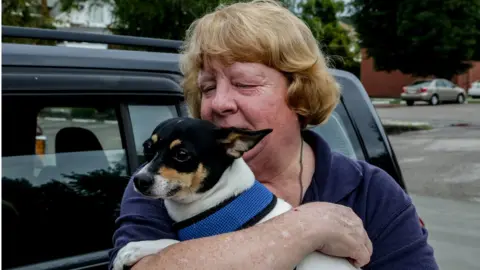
467, 98, 480, 104
381, 119, 431, 127
371, 98, 405, 105
381, 119, 433, 135
40, 117, 118, 125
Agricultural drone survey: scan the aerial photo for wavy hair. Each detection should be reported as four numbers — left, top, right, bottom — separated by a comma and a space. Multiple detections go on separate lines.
179, 0, 340, 126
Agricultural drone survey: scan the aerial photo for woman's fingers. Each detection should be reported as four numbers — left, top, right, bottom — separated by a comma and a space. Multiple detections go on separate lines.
301, 202, 372, 268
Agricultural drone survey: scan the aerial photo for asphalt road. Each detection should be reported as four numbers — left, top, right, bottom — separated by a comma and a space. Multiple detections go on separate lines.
376, 103, 480, 127
376, 103, 480, 270
388, 126, 480, 203
376, 104, 480, 202
411, 194, 480, 270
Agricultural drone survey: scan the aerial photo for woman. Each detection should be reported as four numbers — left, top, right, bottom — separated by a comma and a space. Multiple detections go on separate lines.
110, 1, 438, 269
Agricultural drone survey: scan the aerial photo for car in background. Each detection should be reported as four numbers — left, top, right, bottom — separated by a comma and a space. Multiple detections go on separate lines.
400, 78, 467, 106
468, 80, 480, 98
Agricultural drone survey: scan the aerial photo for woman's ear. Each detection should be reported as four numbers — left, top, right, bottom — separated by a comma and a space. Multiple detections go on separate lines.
214, 127, 273, 158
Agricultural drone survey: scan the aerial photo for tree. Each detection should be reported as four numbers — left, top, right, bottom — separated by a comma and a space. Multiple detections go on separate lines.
2, 0, 57, 45
59, 0, 296, 41
299, 0, 360, 77
350, 0, 480, 79
2, 164, 129, 268
58, 0, 359, 75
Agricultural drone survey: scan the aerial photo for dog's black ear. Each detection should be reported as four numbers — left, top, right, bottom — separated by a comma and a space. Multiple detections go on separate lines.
214, 127, 273, 158
142, 134, 160, 162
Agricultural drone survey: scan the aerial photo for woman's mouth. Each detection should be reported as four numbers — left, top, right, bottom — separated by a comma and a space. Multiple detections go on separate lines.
218, 125, 251, 131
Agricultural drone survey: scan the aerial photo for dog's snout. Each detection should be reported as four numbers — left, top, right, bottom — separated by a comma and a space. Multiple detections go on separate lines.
133, 174, 154, 193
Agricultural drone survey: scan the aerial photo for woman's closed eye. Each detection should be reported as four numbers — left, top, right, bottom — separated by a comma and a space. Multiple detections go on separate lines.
233, 82, 258, 88
201, 85, 216, 93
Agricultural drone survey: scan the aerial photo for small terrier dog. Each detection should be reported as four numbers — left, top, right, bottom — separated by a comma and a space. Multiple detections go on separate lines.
112, 117, 357, 270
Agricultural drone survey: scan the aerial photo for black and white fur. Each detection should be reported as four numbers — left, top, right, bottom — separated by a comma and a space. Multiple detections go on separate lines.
112, 118, 358, 270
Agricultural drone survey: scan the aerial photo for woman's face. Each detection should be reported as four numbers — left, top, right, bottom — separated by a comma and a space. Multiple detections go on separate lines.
198, 60, 300, 162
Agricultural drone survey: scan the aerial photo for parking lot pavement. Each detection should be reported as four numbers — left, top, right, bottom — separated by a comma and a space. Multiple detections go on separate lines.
389, 125, 480, 203
375, 103, 480, 127
411, 194, 480, 270
376, 104, 480, 202
379, 104, 480, 269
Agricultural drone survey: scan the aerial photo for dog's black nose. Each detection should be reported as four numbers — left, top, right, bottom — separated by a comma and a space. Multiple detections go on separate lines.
133, 174, 154, 193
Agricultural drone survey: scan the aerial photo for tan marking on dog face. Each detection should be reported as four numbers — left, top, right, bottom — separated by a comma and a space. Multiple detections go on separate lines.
169, 139, 182, 149
218, 132, 253, 158
218, 132, 241, 143
191, 163, 208, 191
158, 163, 208, 194
159, 166, 193, 187
151, 134, 158, 143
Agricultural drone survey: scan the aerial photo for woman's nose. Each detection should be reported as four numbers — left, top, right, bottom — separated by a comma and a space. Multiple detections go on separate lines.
211, 86, 238, 116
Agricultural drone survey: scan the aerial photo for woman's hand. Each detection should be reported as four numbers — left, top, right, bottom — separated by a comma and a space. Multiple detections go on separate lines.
298, 202, 373, 268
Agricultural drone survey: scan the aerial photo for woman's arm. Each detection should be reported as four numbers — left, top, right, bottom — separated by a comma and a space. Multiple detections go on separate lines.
132, 206, 320, 270
131, 202, 372, 270
111, 178, 371, 270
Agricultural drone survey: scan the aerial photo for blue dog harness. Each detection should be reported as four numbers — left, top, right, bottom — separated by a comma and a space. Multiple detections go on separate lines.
173, 180, 277, 241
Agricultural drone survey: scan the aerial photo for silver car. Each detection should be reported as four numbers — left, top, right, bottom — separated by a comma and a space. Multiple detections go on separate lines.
400, 79, 467, 106
467, 80, 480, 98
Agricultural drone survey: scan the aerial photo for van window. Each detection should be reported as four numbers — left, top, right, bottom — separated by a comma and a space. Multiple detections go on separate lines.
2, 104, 128, 268
311, 101, 365, 160
128, 105, 178, 165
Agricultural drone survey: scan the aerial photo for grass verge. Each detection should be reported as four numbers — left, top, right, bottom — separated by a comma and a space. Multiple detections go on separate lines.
381, 120, 433, 135
467, 97, 480, 104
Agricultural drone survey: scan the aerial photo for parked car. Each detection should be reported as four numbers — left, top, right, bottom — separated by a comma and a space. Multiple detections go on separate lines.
2, 26, 407, 270
468, 80, 480, 98
400, 78, 467, 106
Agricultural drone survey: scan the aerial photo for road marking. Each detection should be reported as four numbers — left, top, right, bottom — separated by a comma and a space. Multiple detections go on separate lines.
43, 117, 66, 121
471, 197, 480, 203
401, 157, 425, 163
39, 117, 118, 125
425, 139, 480, 152
438, 164, 480, 184
72, 118, 97, 123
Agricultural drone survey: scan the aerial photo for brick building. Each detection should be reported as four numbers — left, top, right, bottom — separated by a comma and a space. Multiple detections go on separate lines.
360, 49, 480, 98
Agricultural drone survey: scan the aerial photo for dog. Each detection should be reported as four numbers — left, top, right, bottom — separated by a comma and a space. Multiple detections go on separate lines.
112, 117, 358, 270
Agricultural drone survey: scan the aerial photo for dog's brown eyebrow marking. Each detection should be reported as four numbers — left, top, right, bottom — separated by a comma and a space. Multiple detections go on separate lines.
170, 139, 182, 149
151, 134, 159, 143
219, 132, 241, 143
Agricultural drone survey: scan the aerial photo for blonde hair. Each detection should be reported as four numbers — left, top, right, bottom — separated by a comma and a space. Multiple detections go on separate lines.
179, 0, 340, 126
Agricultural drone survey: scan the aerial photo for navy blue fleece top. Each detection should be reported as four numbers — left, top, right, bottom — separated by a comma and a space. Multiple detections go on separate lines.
109, 130, 438, 270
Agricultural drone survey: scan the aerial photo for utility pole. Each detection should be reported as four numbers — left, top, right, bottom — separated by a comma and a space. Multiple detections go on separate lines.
41, 0, 48, 17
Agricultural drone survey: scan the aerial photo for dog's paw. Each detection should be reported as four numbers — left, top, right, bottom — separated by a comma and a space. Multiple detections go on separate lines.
112, 242, 145, 270
112, 239, 179, 270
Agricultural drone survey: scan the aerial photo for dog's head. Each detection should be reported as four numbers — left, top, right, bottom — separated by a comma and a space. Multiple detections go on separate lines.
132, 117, 272, 202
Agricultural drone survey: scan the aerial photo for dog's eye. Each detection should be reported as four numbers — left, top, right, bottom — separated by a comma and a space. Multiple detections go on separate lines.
173, 148, 190, 162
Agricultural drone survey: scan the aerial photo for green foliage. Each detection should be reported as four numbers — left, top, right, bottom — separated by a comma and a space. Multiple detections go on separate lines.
59, 0, 295, 42
300, 0, 360, 77
58, 0, 359, 75
70, 107, 97, 119
350, 0, 480, 79
2, 165, 129, 268
2, 0, 57, 45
